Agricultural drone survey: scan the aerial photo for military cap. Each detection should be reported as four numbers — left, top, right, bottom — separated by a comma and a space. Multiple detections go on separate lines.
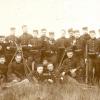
74, 30, 80, 33
33, 30, 38, 33
15, 53, 22, 57
66, 46, 73, 52
41, 28, 47, 31
0, 36, 5, 38
68, 28, 73, 33
22, 25, 27, 28
82, 27, 88, 30
10, 27, 16, 30
37, 64, 43, 68
49, 32, 54, 35
89, 30, 95, 33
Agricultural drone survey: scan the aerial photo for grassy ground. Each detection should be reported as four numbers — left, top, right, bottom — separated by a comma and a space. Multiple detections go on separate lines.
0, 76, 100, 100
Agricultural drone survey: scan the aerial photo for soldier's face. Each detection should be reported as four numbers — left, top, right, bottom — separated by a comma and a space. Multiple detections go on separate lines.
0, 58, 6, 64
43, 60, 48, 66
75, 32, 80, 38
41, 30, 47, 36
90, 32, 96, 39
61, 30, 66, 37
11, 30, 15, 35
22, 26, 28, 33
69, 32, 74, 37
0, 38, 5, 42
47, 64, 54, 71
83, 30, 88, 34
98, 30, 100, 36
33, 32, 38, 37
67, 52, 73, 58
15, 56, 22, 63
49, 34, 54, 39
37, 67, 43, 74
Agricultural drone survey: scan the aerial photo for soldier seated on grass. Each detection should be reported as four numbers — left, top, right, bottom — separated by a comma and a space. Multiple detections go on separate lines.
30, 64, 45, 83
7, 53, 25, 82
43, 63, 56, 83
60, 47, 81, 81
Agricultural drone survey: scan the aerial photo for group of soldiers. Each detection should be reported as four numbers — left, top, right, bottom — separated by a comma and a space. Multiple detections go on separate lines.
0, 25, 100, 85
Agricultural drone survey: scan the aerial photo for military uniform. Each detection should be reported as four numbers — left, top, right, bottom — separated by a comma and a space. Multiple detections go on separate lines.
43, 70, 56, 83
29, 64, 45, 83
0, 59, 8, 83
40, 36, 49, 62
28, 37, 41, 63
87, 37, 99, 83
0, 36, 6, 55
31, 71, 45, 83
19, 33, 33, 58
46, 32, 57, 65
7, 61, 25, 81
72, 37, 85, 59
55, 36, 69, 64
5, 35, 19, 64
59, 47, 85, 82
80, 27, 91, 46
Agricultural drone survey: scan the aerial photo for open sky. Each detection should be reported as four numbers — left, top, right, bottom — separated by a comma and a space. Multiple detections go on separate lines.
0, 0, 100, 38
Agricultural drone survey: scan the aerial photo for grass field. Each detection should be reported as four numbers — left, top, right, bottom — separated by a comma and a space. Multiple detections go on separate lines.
0, 76, 100, 100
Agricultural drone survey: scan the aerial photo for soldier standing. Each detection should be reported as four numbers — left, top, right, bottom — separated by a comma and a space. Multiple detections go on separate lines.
87, 30, 99, 84
5, 27, 19, 64
46, 32, 57, 66
28, 30, 41, 67
6, 27, 18, 43
19, 25, 33, 58
80, 27, 91, 45
0, 36, 6, 56
56, 29, 69, 64
68, 28, 75, 45
72, 30, 85, 60
40, 28, 49, 62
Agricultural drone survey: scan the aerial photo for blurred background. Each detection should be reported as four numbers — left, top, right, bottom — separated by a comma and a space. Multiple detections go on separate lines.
0, 0, 100, 38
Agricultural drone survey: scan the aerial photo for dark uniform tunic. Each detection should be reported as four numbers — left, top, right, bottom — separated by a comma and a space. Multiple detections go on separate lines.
56, 37, 69, 63
29, 37, 41, 63
80, 34, 91, 45
30, 71, 45, 83
19, 33, 33, 58
87, 38, 99, 83
5, 35, 19, 63
43, 70, 57, 83
80, 34, 91, 56
39, 36, 49, 62
7, 61, 25, 81
72, 38, 85, 59
46, 38, 57, 65
0, 63, 8, 82
61, 56, 84, 81
96, 38, 100, 81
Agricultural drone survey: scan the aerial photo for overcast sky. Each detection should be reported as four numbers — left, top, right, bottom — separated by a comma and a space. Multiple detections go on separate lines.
0, 0, 100, 37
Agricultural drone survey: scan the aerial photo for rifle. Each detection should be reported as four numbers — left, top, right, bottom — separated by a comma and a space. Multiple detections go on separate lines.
85, 44, 88, 84
54, 49, 66, 77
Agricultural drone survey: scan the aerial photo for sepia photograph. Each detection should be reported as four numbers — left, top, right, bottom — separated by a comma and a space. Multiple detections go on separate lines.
0, 0, 100, 100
